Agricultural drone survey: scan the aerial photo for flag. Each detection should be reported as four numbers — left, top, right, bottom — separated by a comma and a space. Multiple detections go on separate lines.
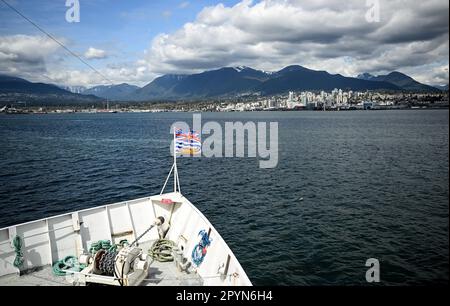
175, 129, 201, 155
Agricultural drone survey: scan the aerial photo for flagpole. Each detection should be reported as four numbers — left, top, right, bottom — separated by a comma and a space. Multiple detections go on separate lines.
173, 127, 177, 193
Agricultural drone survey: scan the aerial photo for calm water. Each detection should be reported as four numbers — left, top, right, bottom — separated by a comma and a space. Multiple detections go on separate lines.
0, 110, 448, 285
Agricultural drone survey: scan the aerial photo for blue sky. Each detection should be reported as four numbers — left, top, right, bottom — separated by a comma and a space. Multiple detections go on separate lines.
1, 0, 240, 74
0, 0, 448, 87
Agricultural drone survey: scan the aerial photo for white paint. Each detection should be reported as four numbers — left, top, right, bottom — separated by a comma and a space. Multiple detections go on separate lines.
0, 193, 251, 286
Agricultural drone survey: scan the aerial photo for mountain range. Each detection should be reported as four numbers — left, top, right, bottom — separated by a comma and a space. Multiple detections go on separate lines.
120, 65, 443, 100
433, 84, 449, 91
0, 75, 74, 95
128, 65, 404, 101
82, 83, 140, 100
356, 71, 440, 92
1, 65, 445, 105
0, 75, 101, 106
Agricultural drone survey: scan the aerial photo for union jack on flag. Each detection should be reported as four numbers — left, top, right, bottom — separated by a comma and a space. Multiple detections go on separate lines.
175, 129, 201, 155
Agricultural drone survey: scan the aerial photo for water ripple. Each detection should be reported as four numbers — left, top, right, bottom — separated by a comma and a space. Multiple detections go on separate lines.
0, 110, 448, 285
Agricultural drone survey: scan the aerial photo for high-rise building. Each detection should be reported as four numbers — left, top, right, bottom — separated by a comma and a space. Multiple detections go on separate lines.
287, 91, 296, 109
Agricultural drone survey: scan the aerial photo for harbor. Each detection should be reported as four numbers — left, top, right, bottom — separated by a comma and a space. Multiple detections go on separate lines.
1, 90, 448, 114
0, 110, 448, 285
0, 0, 448, 290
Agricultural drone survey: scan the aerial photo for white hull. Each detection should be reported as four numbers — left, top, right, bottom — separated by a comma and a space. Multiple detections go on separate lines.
0, 192, 252, 286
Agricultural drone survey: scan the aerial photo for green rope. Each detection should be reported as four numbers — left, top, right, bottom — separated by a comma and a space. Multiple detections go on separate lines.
102, 240, 111, 250
52, 260, 69, 276
53, 238, 130, 277
52, 239, 131, 276
148, 239, 176, 262
119, 239, 129, 246
10, 237, 131, 277
89, 239, 111, 254
12, 235, 24, 268
89, 239, 129, 254
52, 255, 86, 276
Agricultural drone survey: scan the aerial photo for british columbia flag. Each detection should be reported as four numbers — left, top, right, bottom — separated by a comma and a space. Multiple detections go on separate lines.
175, 129, 201, 155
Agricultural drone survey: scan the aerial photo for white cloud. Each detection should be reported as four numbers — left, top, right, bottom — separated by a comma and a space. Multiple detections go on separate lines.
46, 63, 154, 87
1, 1, 448, 87
411, 63, 449, 85
0, 35, 61, 78
140, 0, 449, 84
84, 47, 107, 60
0, 35, 152, 86
431, 64, 449, 85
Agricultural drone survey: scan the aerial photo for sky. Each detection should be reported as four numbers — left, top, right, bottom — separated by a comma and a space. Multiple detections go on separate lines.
0, 0, 448, 87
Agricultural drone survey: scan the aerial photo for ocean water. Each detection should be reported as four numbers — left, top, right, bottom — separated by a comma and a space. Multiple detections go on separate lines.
0, 110, 448, 285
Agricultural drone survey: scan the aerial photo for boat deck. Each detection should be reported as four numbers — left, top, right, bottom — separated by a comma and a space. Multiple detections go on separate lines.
142, 259, 203, 286
0, 266, 69, 286
0, 241, 203, 286
0, 192, 252, 286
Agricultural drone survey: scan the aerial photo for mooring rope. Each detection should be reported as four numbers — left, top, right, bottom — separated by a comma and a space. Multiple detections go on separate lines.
12, 235, 24, 268
148, 239, 176, 262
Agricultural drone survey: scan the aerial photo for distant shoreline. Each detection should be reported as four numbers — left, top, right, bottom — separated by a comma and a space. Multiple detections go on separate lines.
1, 105, 448, 115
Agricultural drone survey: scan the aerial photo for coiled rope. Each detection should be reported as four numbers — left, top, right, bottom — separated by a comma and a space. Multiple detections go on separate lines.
191, 230, 211, 267
89, 239, 128, 254
148, 239, 175, 262
89, 240, 111, 254
52, 255, 85, 276
12, 235, 24, 268
53, 239, 128, 276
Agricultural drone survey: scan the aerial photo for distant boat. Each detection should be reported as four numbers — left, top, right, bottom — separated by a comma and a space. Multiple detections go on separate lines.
0, 132, 251, 286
